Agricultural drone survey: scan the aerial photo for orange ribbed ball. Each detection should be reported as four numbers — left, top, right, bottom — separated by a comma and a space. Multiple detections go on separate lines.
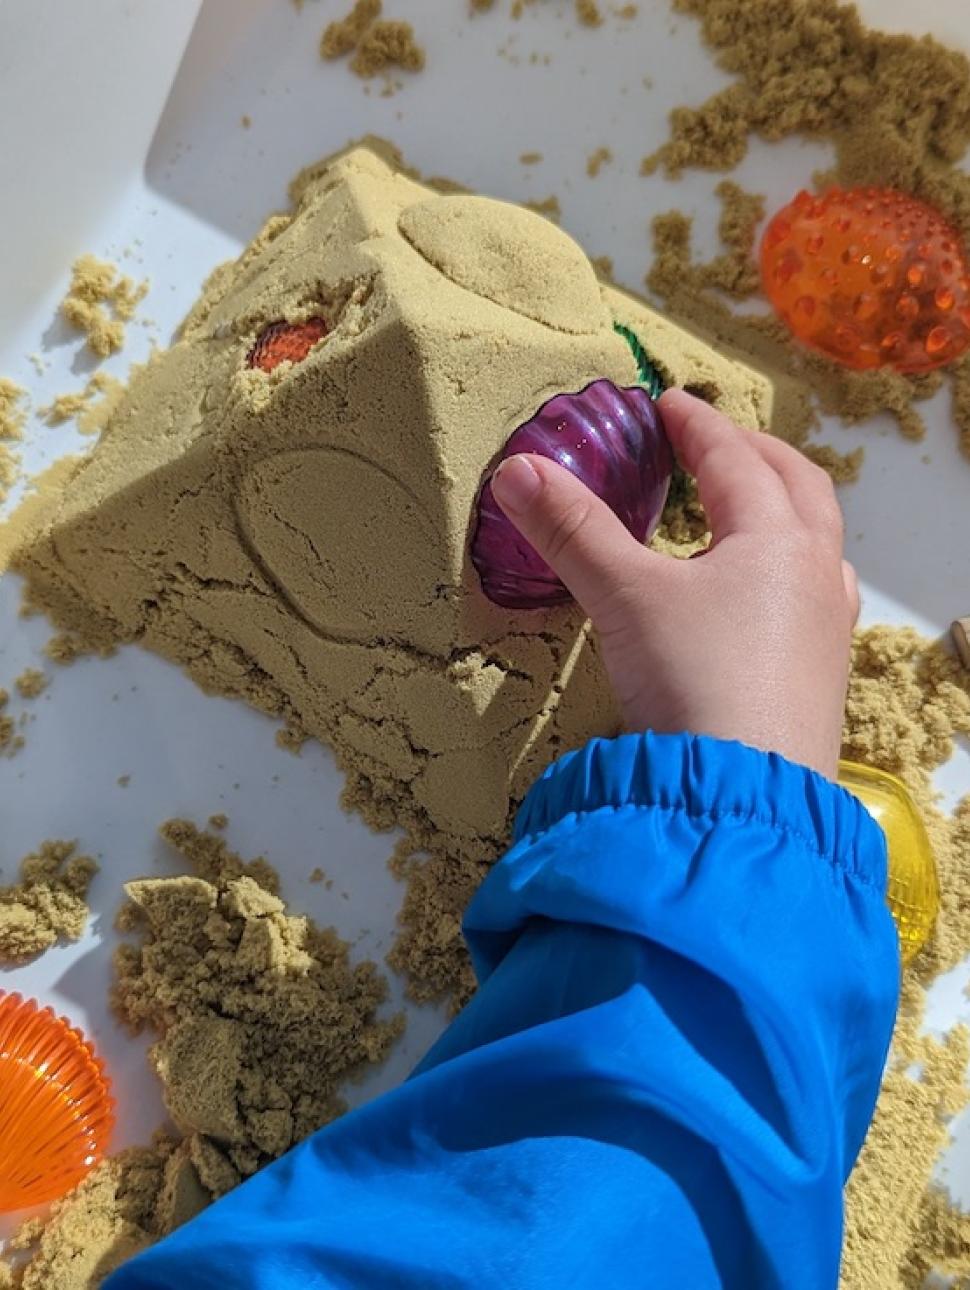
0, 992, 114, 1212
760, 187, 970, 373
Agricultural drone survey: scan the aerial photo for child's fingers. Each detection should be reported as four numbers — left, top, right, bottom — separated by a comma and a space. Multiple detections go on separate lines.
843, 559, 861, 624
489, 454, 659, 620
658, 390, 793, 539
749, 432, 845, 542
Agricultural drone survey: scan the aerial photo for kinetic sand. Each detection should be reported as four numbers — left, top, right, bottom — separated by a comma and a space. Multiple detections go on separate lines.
60, 256, 147, 359
0, 841, 97, 963
6, 144, 771, 859
2, 822, 399, 1287
5, 0, 970, 1275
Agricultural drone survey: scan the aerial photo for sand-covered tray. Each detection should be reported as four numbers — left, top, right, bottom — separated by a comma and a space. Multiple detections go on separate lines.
1, 2, 970, 1285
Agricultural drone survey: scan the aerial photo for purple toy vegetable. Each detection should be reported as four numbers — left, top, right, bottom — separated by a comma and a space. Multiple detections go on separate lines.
471, 378, 673, 609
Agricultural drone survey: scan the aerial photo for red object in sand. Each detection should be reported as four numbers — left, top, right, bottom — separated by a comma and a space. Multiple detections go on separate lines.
247, 318, 329, 373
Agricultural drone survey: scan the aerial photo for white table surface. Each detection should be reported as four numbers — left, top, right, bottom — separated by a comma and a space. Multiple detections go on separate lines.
1, 0, 969, 1246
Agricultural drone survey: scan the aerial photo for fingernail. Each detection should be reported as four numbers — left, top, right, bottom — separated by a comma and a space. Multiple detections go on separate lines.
491, 455, 541, 511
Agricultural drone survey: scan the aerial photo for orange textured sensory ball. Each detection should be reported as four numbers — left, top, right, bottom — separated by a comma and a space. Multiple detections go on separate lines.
760, 188, 970, 373
247, 317, 329, 373
0, 991, 115, 1212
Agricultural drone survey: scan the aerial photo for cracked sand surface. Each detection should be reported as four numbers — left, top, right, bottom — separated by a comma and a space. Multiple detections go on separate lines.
5, 142, 772, 850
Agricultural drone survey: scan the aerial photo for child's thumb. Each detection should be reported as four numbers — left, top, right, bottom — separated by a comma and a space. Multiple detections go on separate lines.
489, 454, 656, 620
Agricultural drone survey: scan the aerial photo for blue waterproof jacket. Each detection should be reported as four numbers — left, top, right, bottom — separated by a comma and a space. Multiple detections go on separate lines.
108, 732, 899, 1289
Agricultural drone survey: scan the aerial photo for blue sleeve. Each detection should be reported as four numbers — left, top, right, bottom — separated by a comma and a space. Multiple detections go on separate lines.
106, 733, 899, 1290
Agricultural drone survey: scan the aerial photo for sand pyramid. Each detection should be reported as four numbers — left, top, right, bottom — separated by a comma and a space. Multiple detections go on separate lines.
11, 145, 771, 848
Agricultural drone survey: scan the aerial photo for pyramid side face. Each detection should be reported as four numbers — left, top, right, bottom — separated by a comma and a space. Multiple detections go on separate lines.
13, 146, 775, 844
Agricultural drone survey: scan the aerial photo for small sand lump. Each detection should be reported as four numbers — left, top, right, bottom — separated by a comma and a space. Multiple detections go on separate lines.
113, 821, 403, 1183
60, 254, 148, 358
321, 0, 424, 79
15, 667, 48, 699
0, 376, 26, 505
576, 0, 603, 26
586, 146, 612, 177
0, 841, 98, 963
42, 372, 127, 437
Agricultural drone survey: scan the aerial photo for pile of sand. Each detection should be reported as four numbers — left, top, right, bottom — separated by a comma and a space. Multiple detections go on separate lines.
2, 821, 401, 1287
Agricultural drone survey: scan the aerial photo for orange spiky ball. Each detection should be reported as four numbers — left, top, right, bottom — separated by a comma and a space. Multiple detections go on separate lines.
760, 187, 970, 373
247, 318, 328, 373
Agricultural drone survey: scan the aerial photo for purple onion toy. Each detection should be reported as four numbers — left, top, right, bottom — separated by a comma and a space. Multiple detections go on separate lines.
471, 379, 673, 609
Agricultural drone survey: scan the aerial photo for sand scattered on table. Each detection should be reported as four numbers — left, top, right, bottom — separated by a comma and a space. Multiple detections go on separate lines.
834, 627, 970, 1288
14, 668, 47, 699
3, 0, 970, 1277
575, 0, 603, 26
113, 820, 403, 1185
641, 7, 970, 1273
60, 255, 148, 358
0, 378, 27, 505
41, 373, 127, 437
0, 840, 97, 963
643, 0, 970, 460
523, 193, 561, 222
321, 0, 424, 79
275, 724, 308, 756
0, 822, 401, 1286
0, 686, 27, 759
4, 1136, 207, 1290
519, 151, 543, 165
586, 146, 612, 177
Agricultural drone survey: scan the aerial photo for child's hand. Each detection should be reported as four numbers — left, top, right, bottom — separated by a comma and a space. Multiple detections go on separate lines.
490, 389, 858, 779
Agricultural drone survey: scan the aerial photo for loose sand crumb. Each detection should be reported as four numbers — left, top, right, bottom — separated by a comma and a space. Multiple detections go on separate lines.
321, 0, 424, 79
41, 372, 127, 437
0, 841, 97, 963
801, 442, 864, 485
60, 255, 148, 358
0, 377, 26, 505
275, 723, 308, 755
240, 114, 252, 129
576, 0, 603, 25
586, 146, 612, 177
112, 820, 403, 1184
523, 193, 561, 222
519, 151, 543, 165
43, 631, 112, 664
207, 813, 228, 830
14, 668, 47, 699
321, 0, 380, 57
0, 378, 27, 442
309, 866, 326, 883
352, 20, 424, 77
0, 691, 17, 758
